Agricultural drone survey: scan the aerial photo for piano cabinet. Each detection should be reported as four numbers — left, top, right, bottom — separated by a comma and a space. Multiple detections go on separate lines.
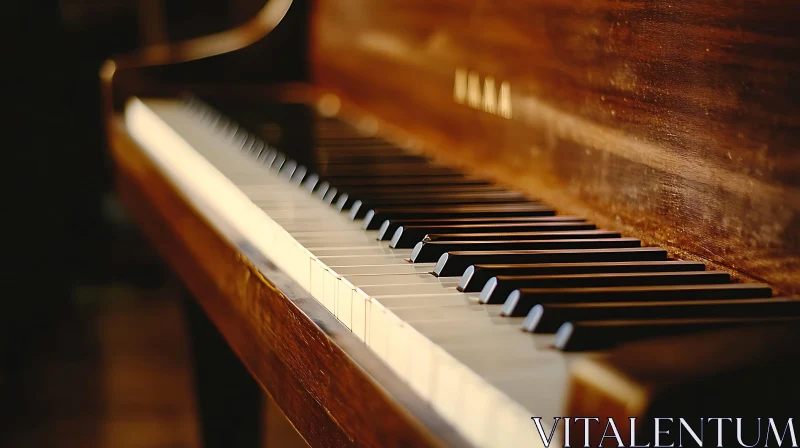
102, 0, 800, 446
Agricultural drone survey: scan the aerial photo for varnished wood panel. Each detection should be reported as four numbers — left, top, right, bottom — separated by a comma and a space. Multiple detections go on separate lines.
566, 325, 800, 446
311, 0, 800, 294
109, 120, 468, 448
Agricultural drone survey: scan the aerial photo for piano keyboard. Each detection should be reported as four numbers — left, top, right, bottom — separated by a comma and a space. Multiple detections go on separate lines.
125, 97, 799, 448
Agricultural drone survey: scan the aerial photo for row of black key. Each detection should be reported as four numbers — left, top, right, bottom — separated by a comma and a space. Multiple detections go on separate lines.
184, 98, 799, 353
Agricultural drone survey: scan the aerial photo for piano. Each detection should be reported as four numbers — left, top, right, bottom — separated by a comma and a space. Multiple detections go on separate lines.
102, 0, 800, 447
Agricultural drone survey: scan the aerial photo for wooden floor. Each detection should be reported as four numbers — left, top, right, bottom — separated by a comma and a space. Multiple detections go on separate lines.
0, 219, 307, 448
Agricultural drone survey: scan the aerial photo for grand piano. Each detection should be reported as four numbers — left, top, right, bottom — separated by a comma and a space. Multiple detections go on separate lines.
102, 0, 800, 446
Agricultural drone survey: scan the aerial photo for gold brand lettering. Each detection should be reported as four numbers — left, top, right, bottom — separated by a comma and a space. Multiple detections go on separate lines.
467, 71, 482, 108
454, 68, 467, 104
482, 76, 497, 114
453, 67, 512, 119
498, 81, 512, 118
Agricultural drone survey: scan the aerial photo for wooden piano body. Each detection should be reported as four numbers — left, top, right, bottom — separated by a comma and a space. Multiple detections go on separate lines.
103, 0, 800, 446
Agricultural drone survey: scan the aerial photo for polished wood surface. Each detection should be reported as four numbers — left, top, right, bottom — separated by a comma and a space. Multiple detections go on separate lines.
102, 1, 800, 444
311, 0, 800, 295
104, 0, 800, 294
566, 325, 800, 446
109, 119, 468, 448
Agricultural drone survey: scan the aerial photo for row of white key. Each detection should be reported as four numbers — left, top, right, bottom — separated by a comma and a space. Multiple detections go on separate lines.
126, 97, 573, 448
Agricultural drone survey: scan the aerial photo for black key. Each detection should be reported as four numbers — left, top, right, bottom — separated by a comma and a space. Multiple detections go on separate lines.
316, 155, 434, 165
334, 186, 513, 210
553, 316, 800, 351
315, 144, 403, 152
458, 261, 706, 291
348, 192, 533, 218
321, 187, 339, 204
252, 143, 272, 160
246, 140, 265, 156
433, 247, 668, 277
342, 183, 508, 196
312, 137, 402, 146
258, 148, 279, 165
377, 216, 586, 241
278, 161, 307, 185
313, 177, 493, 202
289, 165, 307, 186
322, 187, 349, 206
314, 138, 391, 143
350, 196, 536, 220
411, 238, 642, 263
349, 190, 529, 203
271, 153, 287, 171
301, 173, 322, 192
334, 192, 358, 210
525, 297, 800, 333
501, 283, 773, 317
423, 230, 620, 244
314, 154, 426, 165
278, 159, 300, 179
258, 148, 281, 167
314, 139, 395, 148
319, 176, 490, 190
390, 223, 598, 248
363, 205, 556, 230
479, 270, 730, 304
321, 164, 460, 178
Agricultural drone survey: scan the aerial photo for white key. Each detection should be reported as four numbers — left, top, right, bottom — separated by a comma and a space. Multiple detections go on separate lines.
128, 98, 576, 448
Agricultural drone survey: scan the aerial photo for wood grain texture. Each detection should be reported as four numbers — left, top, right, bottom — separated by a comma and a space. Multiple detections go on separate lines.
566, 325, 800, 446
109, 119, 469, 448
311, 0, 800, 294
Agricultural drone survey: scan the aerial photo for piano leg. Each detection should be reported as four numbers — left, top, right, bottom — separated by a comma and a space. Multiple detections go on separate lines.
182, 293, 262, 448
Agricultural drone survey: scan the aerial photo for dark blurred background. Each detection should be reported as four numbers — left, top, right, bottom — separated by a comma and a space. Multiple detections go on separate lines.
4, 1, 300, 447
